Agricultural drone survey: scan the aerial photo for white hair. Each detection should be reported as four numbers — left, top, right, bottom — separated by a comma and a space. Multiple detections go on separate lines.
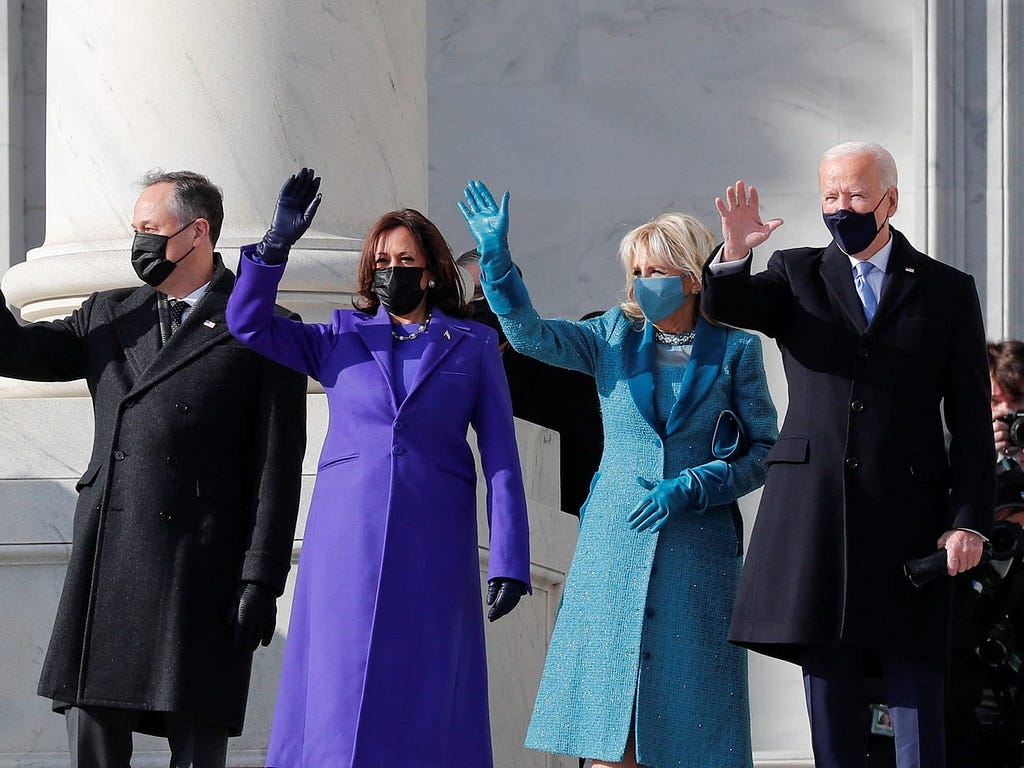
820, 141, 898, 190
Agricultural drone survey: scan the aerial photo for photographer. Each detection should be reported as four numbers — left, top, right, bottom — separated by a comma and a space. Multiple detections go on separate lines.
991, 340, 1024, 468
945, 340, 1024, 767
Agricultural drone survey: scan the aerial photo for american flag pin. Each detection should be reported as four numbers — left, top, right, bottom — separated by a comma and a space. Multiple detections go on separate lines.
905, 267, 915, 273
443, 330, 451, 340
203, 320, 216, 328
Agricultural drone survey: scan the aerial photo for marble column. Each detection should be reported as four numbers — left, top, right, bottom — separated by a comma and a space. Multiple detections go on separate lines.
0, 0, 427, 764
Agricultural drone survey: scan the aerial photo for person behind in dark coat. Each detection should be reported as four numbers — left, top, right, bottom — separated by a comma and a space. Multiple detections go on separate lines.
702, 141, 994, 768
945, 339, 1024, 767
0, 170, 308, 768
457, 249, 603, 517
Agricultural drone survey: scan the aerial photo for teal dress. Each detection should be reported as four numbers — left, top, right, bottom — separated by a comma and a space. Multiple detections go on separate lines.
482, 268, 778, 768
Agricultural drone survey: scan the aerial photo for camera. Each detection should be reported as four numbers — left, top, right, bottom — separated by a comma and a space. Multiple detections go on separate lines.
998, 410, 1024, 448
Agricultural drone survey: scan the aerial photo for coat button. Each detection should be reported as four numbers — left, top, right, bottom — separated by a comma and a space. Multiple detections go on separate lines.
845, 456, 859, 469
643, 651, 652, 660
646, 608, 656, 618
392, 444, 405, 455
113, 450, 125, 461
850, 400, 865, 413
394, 420, 405, 431
858, 347, 870, 359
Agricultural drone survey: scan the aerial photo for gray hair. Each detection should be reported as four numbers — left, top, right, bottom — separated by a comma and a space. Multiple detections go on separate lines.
140, 169, 224, 246
820, 142, 898, 190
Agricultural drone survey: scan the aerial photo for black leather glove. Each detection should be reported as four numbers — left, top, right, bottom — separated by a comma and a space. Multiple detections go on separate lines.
256, 167, 322, 264
486, 577, 527, 622
231, 581, 277, 652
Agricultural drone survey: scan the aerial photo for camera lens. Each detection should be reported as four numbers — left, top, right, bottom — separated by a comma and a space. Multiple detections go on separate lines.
1009, 414, 1024, 448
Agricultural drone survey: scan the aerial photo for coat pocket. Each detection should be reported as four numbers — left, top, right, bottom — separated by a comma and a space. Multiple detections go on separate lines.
765, 436, 809, 464
75, 461, 103, 492
318, 453, 359, 472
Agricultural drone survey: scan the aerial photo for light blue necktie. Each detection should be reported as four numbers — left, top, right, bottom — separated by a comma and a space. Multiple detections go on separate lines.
853, 261, 878, 323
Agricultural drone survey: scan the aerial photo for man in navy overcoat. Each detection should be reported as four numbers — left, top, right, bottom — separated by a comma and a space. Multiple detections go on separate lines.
702, 142, 994, 768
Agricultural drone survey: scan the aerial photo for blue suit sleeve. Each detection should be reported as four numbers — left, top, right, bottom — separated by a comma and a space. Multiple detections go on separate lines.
471, 329, 532, 591
226, 244, 335, 380
481, 265, 603, 376
687, 333, 779, 509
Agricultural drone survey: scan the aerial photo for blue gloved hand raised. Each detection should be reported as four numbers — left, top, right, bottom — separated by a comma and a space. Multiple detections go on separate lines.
256, 167, 323, 265
457, 180, 512, 281
626, 472, 702, 533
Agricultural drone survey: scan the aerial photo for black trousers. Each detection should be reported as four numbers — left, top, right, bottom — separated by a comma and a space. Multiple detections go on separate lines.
65, 706, 228, 768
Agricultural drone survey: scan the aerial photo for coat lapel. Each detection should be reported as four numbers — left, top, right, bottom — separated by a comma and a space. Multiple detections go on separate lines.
404, 309, 466, 402
112, 286, 162, 380
625, 320, 660, 434
867, 231, 923, 334
354, 305, 399, 410
128, 265, 234, 396
820, 243, 869, 333
665, 316, 727, 436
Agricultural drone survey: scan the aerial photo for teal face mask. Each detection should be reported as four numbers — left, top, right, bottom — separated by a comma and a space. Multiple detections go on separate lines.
633, 275, 690, 322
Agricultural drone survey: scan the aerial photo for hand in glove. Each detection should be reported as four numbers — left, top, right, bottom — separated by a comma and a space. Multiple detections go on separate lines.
230, 581, 277, 652
256, 167, 322, 264
457, 180, 512, 281
486, 577, 527, 622
626, 472, 702, 533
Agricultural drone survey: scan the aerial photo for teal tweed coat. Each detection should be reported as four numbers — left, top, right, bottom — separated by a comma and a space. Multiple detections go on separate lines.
483, 268, 778, 768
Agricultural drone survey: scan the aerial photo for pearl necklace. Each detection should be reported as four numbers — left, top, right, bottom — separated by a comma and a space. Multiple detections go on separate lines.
392, 310, 432, 341
654, 328, 695, 345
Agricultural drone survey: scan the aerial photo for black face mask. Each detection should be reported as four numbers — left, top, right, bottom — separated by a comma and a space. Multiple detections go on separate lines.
372, 267, 427, 316
131, 219, 197, 287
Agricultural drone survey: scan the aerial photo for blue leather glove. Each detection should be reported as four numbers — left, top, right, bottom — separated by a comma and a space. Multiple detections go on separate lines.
457, 180, 512, 281
486, 577, 527, 622
256, 167, 322, 264
627, 472, 702, 532
231, 581, 277, 652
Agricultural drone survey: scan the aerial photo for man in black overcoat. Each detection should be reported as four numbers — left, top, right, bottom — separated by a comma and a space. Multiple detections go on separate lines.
701, 142, 994, 768
0, 171, 307, 767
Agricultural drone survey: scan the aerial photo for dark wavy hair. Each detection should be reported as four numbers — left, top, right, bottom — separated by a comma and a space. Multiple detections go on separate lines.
990, 340, 1024, 401
355, 209, 468, 317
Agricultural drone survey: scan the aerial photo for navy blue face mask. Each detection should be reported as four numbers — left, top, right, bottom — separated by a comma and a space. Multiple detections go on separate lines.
821, 191, 889, 256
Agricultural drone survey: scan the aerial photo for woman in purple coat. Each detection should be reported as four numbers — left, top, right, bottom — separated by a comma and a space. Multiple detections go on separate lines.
225, 169, 532, 768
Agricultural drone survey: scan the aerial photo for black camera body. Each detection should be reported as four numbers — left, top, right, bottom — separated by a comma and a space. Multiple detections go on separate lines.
999, 410, 1024, 448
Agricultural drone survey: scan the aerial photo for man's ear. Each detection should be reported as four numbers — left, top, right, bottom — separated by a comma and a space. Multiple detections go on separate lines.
192, 217, 211, 245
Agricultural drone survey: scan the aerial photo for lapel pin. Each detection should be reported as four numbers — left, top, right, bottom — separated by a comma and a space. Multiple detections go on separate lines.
443, 330, 451, 340
203, 320, 216, 328
905, 267, 915, 273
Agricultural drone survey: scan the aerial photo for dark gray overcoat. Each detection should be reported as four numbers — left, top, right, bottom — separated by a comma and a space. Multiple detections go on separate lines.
0, 261, 306, 735
702, 229, 995, 669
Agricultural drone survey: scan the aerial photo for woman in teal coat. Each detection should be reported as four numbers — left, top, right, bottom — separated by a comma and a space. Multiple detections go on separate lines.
459, 181, 778, 768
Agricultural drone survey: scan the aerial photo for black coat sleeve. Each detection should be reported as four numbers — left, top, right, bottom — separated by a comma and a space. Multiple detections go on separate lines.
238, 308, 308, 595
0, 288, 90, 381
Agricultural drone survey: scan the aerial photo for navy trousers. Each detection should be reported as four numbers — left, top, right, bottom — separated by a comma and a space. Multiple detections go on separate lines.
802, 647, 945, 768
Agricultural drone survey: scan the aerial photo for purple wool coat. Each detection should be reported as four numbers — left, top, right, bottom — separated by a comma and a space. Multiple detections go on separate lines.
226, 250, 532, 768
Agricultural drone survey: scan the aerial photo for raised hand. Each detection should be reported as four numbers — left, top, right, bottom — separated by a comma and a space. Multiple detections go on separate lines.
714, 180, 784, 262
458, 180, 512, 281
258, 167, 323, 264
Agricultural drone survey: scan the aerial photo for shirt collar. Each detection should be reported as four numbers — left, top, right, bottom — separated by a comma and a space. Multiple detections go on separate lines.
847, 234, 893, 275
173, 281, 211, 307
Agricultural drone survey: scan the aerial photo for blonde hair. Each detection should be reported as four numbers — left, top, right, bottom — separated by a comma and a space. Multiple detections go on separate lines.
618, 212, 715, 320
